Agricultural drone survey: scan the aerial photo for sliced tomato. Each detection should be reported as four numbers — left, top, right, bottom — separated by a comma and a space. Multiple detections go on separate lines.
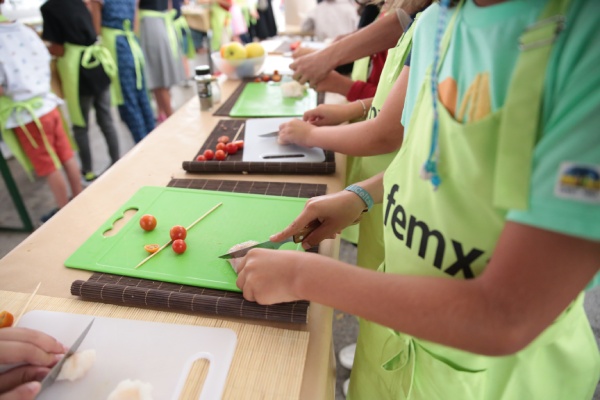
144, 244, 160, 254
0, 311, 14, 328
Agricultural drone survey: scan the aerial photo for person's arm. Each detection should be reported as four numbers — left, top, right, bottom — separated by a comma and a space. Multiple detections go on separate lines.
236, 222, 600, 356
290, 11, 404, 85
0, 327, 67, 399
89, 1, 103, 36
313, 71, 354, 97
46, 43, 65, 57
279, 66, 409, 156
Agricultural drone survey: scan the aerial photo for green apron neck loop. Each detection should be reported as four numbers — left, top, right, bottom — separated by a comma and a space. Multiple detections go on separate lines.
494, 0, 572, 210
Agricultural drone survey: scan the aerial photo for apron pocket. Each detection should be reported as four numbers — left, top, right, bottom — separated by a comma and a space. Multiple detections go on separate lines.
410, 341, 487, 400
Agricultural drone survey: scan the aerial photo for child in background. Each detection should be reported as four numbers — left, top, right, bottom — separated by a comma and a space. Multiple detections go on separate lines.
41, 0, 121, 183
0, 13, 83, 222
301, 0, 359, 42
89, 0, 156, 143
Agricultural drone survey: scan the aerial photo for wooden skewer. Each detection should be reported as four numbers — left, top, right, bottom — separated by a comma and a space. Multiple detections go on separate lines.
232, 123, 245, 142
134, 202, 223, 269
13, 282, 41, 326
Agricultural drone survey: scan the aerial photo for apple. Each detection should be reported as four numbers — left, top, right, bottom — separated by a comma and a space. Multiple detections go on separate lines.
220, 42, 247, 60
245, 42, 265, 59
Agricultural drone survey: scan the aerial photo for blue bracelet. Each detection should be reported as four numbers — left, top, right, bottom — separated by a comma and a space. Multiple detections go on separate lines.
345, 184, 374, 212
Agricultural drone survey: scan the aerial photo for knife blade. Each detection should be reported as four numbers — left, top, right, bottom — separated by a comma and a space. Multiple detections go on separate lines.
39, 319, 95, 393
258, 131, 279, 138
218, 219, 321, 259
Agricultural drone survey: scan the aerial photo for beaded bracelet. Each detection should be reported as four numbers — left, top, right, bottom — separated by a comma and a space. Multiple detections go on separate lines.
356, 99, 368, 119
345, 184, 374, 212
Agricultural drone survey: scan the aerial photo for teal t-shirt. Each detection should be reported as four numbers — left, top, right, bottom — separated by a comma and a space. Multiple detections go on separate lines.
401, 0, 600, 287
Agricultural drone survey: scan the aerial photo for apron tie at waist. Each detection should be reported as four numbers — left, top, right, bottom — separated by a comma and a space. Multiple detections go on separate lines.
139, 9, 179, 59
381, 334, 417, 399
173, 15, 196, 59
81, 44, 117, 78
0, 98, 62, 169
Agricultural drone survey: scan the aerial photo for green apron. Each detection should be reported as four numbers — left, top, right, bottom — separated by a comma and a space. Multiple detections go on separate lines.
174, 15, 196, 60
0, 96, 76, 180
209, 4, 231, 52
346, 21, 416, 271
138, 9, 180, 60
56, 42, 116, 127
350, 56, 370, 83
101, 20, 146, 106
348, 1, 600, 399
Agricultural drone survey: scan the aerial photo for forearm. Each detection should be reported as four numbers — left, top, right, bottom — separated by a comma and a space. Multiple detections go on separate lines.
323, 12, 403, 67
47, 43, 64, 57
306, 117, 402, 156
90, 2, 102, 35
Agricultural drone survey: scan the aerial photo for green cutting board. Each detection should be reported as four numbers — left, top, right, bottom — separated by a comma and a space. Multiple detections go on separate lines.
229, 82, 318, 117
65, 186, 307, 293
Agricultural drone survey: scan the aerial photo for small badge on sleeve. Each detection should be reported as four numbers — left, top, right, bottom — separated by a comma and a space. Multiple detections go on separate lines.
555, 162, 600, 203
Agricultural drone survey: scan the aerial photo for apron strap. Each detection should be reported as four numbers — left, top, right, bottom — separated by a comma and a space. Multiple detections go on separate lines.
81, 44, 117, 78
494, 0, 572, 210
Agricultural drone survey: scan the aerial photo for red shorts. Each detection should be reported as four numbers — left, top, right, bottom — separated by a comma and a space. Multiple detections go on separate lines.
13, 108, 75, 177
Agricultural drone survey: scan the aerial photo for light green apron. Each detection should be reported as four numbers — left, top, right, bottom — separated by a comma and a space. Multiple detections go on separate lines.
350, 57, 370, 83
348, 1, 600, 399
56, 42, 116, 127
0, 96, 76, 180
138, 9, 180, 60
101, 19, 146, 106
174, 15, 196, 60
209, 3, 231, 52
345, 20, 416, 271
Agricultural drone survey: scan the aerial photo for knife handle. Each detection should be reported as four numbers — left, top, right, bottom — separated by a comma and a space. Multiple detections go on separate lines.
292, 219, 321, 243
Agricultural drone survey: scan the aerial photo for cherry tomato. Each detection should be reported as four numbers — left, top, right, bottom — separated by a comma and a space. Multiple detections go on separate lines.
144, 244, 160, 254
217, 135, 230, 144
203, 149, 214, 160
172, 239, 187, 254
140, 214, 157, 231
0, 311, 14, 328
225, 142, 238, 155
170, 225, 187, 241
233, 140, 244, 149
216, 142, 227, 151
215, 149, 227, 161
261, 74, 270, 82
254, 77, 261, 82
196, 155, 206, 161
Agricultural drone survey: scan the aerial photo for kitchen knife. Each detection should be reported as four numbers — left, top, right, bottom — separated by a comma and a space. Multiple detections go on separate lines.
258, 131, 279, 138
38, 319, 95, 394
218, 219, 321, 259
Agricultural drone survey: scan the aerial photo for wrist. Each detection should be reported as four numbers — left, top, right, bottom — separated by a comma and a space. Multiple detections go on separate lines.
344, 184, 373, 212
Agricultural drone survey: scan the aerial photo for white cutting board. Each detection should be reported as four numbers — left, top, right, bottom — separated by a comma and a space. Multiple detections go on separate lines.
16, 310, 237, 400
243, 118, 326, 163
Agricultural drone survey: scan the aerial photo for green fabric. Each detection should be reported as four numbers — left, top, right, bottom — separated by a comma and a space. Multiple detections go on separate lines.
139, 9, 179, 59
348, 1, 600, 398
56, 42, 116, 127
0, 96, 72, 180
174, 15, 196, 59
350, 57, 370, 83
209, 4, 231, 52
101, 20, 145, 105
346, 21, 416, 271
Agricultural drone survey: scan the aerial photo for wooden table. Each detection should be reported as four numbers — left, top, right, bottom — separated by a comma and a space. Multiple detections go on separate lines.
0, 57, 345, 399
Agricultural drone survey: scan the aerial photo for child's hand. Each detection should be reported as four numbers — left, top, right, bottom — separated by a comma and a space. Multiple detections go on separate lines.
277, 119, 315, 147
0, 327, 67, 398
303, 104, 351, 127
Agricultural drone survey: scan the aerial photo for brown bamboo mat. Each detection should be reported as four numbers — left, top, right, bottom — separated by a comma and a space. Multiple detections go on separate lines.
1, 290, 309, 400
71, 179, 326, 324
71, 273, 310, 323
213, 79, 325, 117
182, 119, 336, 174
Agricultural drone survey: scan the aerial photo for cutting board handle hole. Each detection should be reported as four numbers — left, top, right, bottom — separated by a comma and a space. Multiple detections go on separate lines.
102, 208, 139, 237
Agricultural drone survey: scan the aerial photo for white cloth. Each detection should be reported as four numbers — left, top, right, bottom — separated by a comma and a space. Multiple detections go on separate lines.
301, 0, 359, 42
0, 21, 61, 129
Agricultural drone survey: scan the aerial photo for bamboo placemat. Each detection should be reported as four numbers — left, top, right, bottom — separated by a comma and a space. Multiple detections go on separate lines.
71, 273, 310, 323
213, 80, 325, 117
181, 119, 336, 174
1, 290, 309, 400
